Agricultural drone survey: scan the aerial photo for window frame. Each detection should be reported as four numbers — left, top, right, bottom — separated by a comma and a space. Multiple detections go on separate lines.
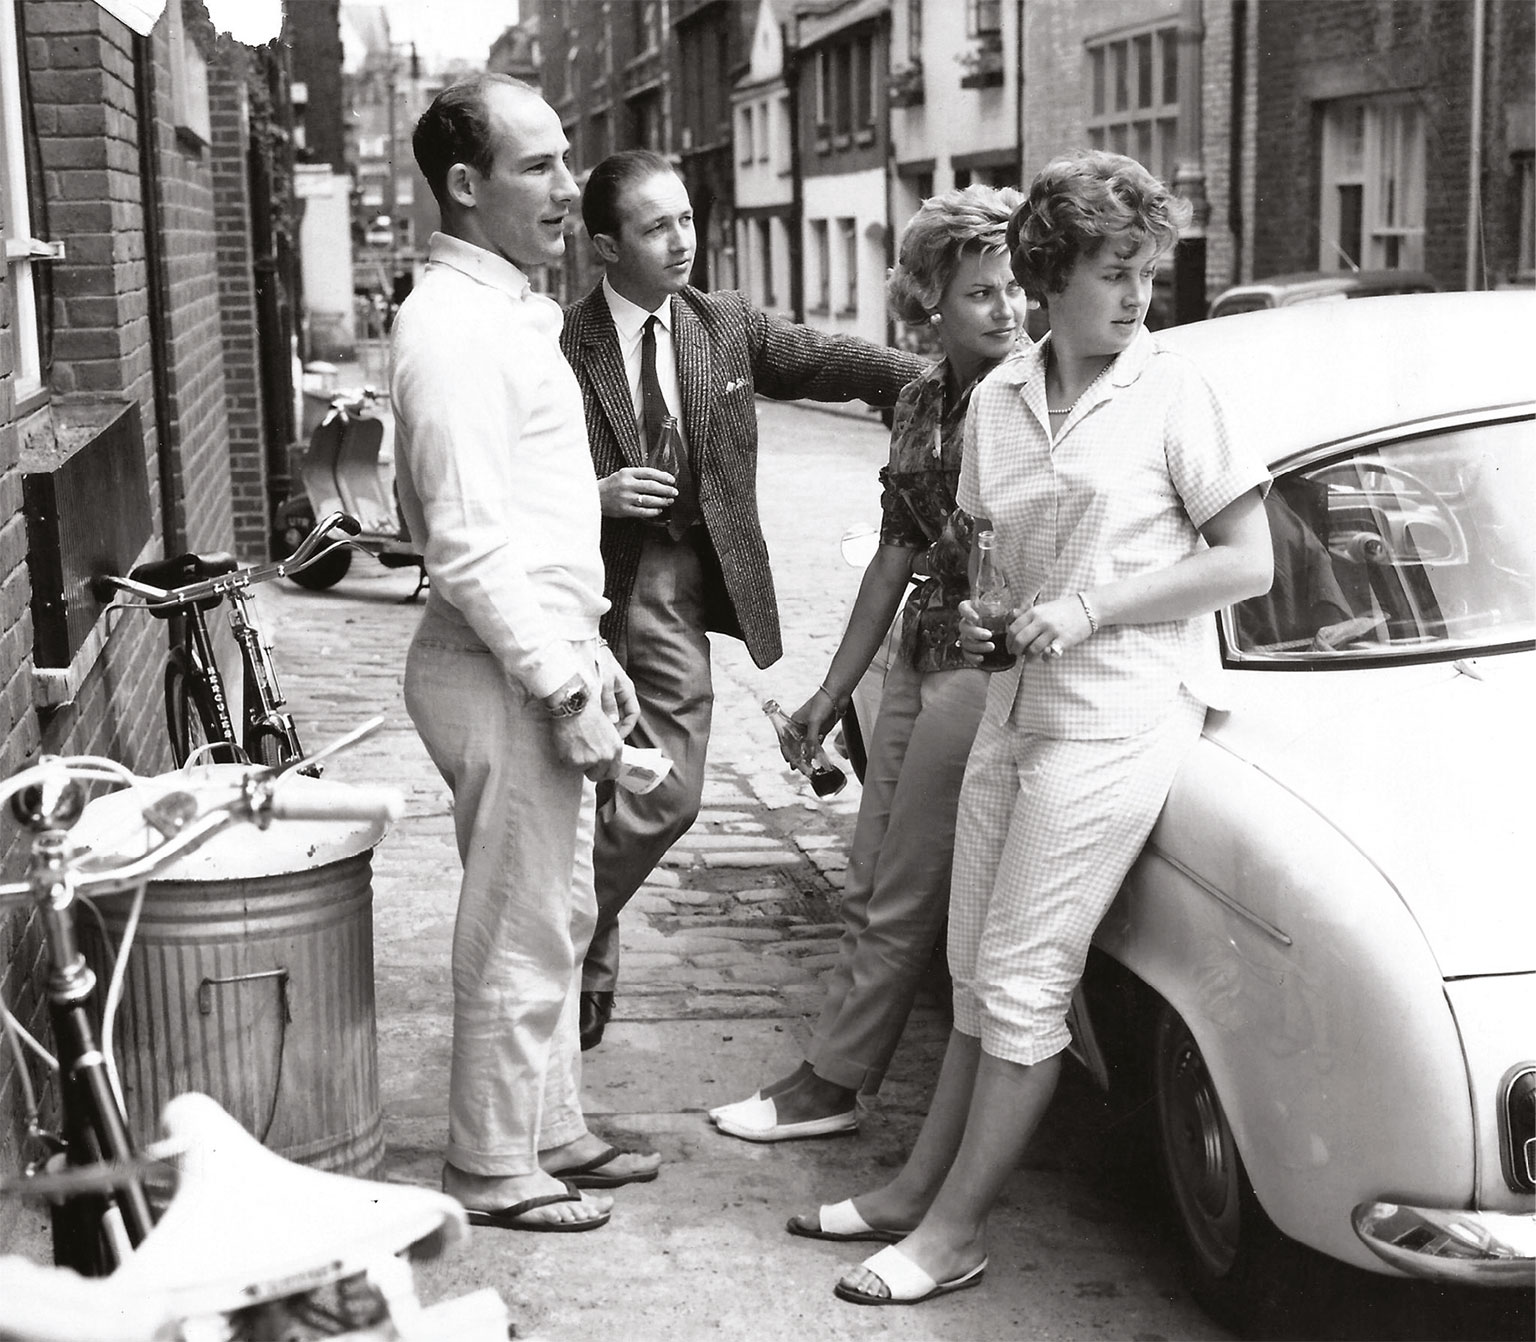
1084, 21, 1180, 186
1318, 96, 1426, 272
2, 0, 46, 406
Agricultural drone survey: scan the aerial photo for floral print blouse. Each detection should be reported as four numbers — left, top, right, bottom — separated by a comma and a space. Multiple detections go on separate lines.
878, 357, 988, 674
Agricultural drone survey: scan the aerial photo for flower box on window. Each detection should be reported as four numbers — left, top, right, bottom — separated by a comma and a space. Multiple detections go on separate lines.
888, 61, 925, 108
957, 36, 1004, 90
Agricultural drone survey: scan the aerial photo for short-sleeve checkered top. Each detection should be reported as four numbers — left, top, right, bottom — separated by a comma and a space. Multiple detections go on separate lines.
957, 329, 1271, 739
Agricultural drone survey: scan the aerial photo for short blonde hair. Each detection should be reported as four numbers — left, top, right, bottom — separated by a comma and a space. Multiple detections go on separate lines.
887, 183, 1025, 324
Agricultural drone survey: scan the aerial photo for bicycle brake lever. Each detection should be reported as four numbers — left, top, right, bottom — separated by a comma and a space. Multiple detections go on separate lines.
276, 715, 387, 780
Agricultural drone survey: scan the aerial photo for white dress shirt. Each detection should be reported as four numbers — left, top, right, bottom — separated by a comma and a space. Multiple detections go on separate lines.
391, 232, 607, 699
601, 275, 690, 456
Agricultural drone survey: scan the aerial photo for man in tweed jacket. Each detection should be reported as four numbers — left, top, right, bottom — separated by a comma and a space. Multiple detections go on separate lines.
563, 151, 925, 1048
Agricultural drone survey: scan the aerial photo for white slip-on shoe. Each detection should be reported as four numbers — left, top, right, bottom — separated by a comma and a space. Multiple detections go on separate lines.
710, 1094, 858, 1143
706, 1091, 760, 1124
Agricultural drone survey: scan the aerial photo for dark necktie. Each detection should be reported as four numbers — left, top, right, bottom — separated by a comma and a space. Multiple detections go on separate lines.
640, 314, 699, 539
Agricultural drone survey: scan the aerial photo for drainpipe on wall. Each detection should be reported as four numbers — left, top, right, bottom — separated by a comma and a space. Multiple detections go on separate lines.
1171, 0, 1209, 325
132, 32, 181, 556
1464, 0, 1486, 291
1228, 0, 1246, 284
1016, 0, 1026, 178
784, 28, 804, 323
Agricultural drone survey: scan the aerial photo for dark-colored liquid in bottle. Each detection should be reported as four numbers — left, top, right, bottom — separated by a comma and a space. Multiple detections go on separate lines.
976, 608, 1017, 670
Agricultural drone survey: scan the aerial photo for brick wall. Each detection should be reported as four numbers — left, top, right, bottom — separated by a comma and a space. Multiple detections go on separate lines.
0, 0, 241, 1239
1248, 0, 1519, 288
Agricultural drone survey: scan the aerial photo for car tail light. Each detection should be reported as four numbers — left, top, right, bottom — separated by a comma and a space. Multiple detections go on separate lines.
1500, 1066, 1535, 1193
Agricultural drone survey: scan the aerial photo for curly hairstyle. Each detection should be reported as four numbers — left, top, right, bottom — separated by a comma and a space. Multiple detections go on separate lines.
412, 72, 537, 209
1006, 151, 1191, 303
886, 183, 1025, 324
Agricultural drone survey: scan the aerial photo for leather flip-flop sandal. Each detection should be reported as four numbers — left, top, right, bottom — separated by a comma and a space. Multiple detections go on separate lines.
546, 1142, 660, 1189
464, 1179, 611, 1232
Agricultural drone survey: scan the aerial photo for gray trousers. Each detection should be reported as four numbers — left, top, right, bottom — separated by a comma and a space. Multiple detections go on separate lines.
404, 610, 597, 1175
584, 530, 713, 993
806, 656, 988, 1092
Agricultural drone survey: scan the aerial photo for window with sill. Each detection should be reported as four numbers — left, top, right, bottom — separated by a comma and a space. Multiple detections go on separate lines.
2, 0, 50, 405
838, 218, 857, 313
1319, 97, 1425, 272
1086, 23, 1179, 184
809, 219, 830, 312
739, 104, 754, 165
967, 0, 1002, 39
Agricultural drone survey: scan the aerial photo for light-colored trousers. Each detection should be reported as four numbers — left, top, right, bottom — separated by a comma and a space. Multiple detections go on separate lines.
806, 656, 988, 1092
404, 609, 597, 1176
585, 531, 712, 993
949, 689, 1206, 1066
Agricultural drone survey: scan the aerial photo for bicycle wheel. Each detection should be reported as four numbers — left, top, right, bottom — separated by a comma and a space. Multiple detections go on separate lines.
165, 651, 238, 766
246, 719, 300, 770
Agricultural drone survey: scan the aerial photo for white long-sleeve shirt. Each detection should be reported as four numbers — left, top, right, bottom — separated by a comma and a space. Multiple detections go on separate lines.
391, 232, 607, 699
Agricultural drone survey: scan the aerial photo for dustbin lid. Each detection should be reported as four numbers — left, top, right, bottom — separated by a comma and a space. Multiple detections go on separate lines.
70, 765, 392, 881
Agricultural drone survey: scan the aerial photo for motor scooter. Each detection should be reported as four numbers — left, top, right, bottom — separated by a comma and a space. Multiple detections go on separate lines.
273, 388, 428, 597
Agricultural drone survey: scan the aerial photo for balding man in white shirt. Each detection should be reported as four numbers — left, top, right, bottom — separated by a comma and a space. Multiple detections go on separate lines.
391, 74, 659, 1233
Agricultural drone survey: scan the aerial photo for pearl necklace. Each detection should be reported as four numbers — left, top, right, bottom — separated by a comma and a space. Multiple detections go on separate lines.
1046, 356, 1114, 415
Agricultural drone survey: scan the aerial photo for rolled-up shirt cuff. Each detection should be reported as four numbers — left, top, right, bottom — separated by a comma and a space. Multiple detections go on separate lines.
517, 639, 599, 701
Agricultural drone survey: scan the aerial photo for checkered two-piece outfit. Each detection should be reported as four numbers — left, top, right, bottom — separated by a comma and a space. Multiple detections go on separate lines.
950, 329, 1270, 1066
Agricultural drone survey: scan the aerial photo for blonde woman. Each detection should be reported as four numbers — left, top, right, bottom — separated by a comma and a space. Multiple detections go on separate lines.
711, 186, 1029, 1148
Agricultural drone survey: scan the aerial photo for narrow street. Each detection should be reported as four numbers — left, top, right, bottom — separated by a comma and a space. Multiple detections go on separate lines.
251, 397, 1526, 1341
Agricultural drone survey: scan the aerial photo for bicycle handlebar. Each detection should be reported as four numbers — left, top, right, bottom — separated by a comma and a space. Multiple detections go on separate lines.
0, 719, 401, 909
94, 512, 362, 610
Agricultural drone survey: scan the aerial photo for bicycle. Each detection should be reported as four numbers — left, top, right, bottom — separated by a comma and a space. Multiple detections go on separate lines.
95, 512, 361, 772
0, 727, 509, 1340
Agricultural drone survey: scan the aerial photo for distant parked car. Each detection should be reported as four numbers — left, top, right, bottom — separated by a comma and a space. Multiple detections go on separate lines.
844, 291, 1535, 1327
1207, 268, 1441, 319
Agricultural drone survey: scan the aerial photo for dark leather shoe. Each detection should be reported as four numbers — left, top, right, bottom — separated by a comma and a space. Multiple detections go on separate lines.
579, 991, 614, 1051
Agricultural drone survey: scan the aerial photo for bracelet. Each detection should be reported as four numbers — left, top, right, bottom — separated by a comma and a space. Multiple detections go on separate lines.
816, 682, 846, 710
1076, 592, 1099, 635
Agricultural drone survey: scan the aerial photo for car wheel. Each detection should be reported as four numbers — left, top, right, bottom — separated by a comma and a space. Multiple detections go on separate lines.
1153, 1003, 1294, 1328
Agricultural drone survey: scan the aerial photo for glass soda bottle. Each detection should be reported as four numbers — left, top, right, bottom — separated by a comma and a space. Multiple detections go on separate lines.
762, 699, 846, 797
972, 529, 1017, 671
645, 414, 684, 529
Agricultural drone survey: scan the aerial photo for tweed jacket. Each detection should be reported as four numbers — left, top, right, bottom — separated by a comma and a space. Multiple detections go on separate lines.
561, 284, 926, 668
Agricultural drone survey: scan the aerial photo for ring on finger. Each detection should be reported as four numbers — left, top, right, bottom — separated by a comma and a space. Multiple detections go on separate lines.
1045, 640, 1064, 659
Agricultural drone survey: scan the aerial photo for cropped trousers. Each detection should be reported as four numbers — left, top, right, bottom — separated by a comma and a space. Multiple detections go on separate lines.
404, 609, 598, 1176
948, 691, 1205, 1066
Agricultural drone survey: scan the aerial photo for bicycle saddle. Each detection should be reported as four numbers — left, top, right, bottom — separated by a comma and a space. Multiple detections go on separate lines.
108, 1093, 468, 1316
129, 552, 240, 616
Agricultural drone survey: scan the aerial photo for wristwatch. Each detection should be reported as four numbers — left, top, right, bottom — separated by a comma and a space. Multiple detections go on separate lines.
545, 685, 590, 719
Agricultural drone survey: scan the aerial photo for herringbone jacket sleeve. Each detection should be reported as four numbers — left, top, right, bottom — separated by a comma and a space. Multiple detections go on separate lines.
735, 295, 927, 407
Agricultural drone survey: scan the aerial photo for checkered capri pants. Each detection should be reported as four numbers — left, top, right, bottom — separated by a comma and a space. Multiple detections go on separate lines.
948, 690, 1206, 1066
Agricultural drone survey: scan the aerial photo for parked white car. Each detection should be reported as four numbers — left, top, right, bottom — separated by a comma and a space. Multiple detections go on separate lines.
846, 291, 1535, 1324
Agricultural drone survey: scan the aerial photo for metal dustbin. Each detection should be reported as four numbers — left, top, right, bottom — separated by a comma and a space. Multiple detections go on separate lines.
73, 767, 392, 1176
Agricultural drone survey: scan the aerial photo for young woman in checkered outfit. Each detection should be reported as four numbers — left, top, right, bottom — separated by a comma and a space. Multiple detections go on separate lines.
813, 151, 1275, 1306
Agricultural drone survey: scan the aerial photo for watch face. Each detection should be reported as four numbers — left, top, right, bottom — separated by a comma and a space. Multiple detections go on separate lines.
552, 687, 590, 718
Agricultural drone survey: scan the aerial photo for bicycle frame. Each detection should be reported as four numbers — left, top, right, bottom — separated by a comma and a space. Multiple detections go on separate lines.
98, 513, 360, 772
